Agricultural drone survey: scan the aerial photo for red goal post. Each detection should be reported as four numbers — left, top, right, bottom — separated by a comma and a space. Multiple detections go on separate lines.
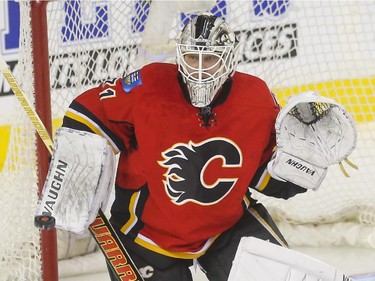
1, 1, 375, 280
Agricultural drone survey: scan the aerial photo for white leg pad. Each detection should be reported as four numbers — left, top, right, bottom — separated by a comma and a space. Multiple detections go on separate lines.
228, 237, 353, 281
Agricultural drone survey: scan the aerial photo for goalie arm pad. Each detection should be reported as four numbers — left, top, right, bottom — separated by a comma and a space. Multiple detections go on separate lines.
268, 91, 357, 190
35, 127, 116, 234
228, 237, 353, 281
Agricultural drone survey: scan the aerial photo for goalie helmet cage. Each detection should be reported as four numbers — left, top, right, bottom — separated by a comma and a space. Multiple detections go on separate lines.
1, 0, 374, 280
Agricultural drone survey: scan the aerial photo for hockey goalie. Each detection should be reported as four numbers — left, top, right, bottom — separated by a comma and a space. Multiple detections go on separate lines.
35, 13, 357, 281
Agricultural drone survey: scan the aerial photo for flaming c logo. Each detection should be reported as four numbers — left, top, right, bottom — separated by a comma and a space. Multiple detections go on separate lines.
159, 138, 242, 206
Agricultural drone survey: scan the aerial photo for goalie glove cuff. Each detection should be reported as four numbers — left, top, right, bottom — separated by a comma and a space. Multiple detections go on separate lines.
267, 151, 327, 190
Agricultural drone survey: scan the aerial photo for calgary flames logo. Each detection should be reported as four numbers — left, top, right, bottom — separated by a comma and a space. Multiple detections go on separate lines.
159, 138, 242, 205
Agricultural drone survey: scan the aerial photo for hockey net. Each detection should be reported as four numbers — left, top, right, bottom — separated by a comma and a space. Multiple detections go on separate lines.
0, 0, 374, 280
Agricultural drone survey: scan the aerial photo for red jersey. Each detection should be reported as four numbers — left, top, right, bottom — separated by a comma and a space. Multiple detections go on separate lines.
63, 63, 281, 258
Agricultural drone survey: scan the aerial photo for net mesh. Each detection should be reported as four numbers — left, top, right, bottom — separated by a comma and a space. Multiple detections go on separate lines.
1, 0, 375, 280
0, 2, 41, 280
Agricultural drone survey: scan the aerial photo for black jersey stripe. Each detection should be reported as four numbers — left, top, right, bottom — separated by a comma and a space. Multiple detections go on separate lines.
65, 100, 125, 152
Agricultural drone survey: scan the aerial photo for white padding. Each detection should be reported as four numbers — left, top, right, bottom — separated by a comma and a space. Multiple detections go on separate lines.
228, 237, 353, 281
267, 151, 327, 190
276, 91, 357, 168
268, 91, 357, 189
36, 127, 116, 234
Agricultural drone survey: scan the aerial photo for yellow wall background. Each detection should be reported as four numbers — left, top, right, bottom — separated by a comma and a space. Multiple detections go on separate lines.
0, 125, 11, 171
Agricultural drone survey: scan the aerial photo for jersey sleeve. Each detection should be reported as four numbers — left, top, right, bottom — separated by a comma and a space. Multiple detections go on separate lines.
62, 76, 138, 154
248, 89, 307, 200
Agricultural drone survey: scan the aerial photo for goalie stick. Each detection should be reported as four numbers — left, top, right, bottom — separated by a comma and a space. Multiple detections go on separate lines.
0, 56, 144, 281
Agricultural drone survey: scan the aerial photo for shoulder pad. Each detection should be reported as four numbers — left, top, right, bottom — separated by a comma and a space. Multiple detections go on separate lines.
122, 70, 142, 93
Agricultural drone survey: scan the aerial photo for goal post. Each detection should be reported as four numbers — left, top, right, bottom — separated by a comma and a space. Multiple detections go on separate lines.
30, 1, 59, 280
1, 1, 375, 280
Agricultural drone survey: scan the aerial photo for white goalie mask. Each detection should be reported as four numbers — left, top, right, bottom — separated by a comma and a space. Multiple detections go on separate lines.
176, 14, 239, 107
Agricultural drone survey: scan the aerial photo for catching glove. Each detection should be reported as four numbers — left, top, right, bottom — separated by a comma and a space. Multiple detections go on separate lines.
267, 91, 357, 190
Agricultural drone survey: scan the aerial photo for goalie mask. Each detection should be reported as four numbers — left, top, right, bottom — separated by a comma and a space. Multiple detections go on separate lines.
176, 13, 239, 107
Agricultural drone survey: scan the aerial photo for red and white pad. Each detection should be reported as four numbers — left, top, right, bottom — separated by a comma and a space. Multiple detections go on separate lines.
35, 127, 116, 234
228, 237, 353, 281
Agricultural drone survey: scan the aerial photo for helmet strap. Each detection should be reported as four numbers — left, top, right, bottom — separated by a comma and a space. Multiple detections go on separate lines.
199, 106, 214, 127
